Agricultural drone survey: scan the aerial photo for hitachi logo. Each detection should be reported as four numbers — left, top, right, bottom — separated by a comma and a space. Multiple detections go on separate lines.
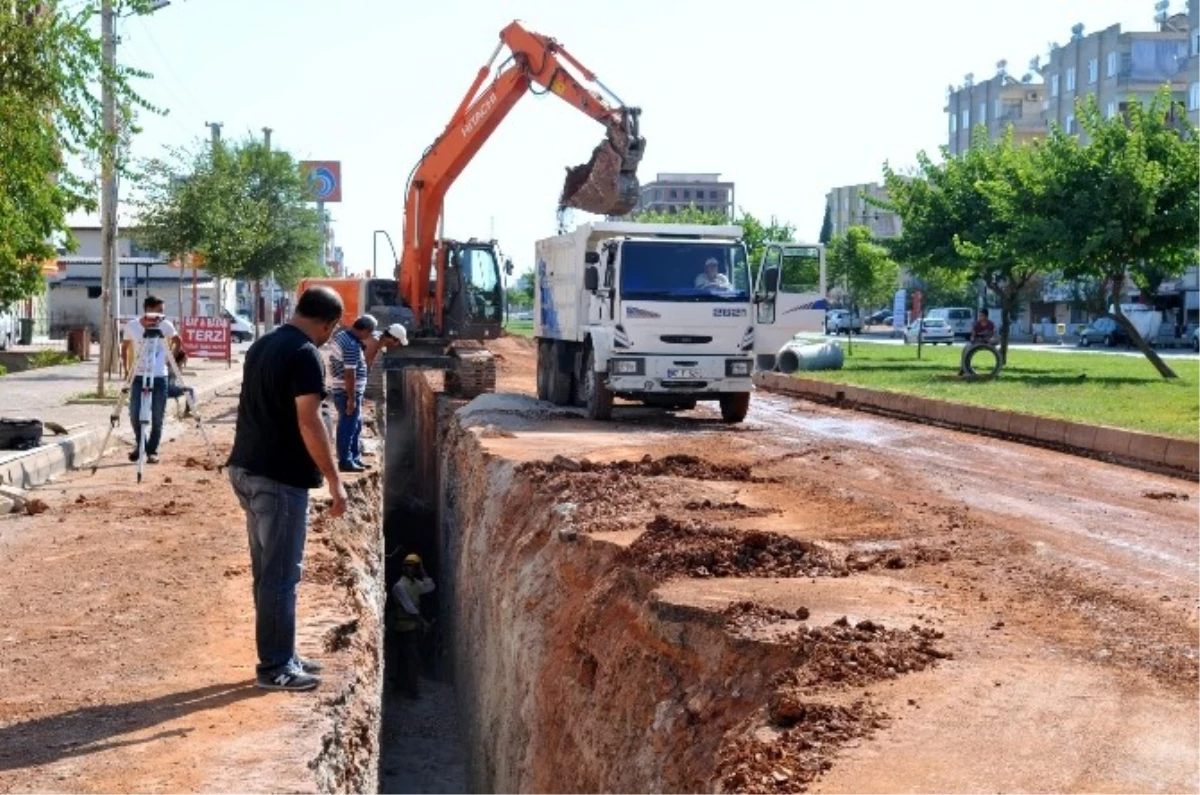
462, 92, 498, 138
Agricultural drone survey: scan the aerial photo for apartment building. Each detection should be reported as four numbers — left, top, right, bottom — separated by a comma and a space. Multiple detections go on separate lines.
825, 182, 902, 241
1041, 15, 1190, 141
1189, 0, 1199, 125
944, 64, 1046, 155
626, 173, 735, 218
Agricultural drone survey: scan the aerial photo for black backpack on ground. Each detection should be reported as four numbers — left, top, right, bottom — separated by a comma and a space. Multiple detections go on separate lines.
0, 418, 43, 451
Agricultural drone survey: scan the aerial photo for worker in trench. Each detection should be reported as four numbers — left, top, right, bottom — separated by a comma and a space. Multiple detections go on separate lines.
391, 553, 435, 699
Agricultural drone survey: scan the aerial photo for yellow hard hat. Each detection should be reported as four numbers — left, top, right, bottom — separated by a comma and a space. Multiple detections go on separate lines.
403, 554, 422, 565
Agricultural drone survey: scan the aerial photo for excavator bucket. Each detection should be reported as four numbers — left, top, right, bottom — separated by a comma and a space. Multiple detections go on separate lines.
560, 121, 645, 217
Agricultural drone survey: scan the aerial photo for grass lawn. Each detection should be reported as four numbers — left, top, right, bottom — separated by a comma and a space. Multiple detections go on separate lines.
504, 319, 534, 338
791, 340, 1199, 438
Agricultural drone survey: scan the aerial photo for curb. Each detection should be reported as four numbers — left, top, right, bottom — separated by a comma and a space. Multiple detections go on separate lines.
0, 370, 243, 490
753, 372, 1199, 479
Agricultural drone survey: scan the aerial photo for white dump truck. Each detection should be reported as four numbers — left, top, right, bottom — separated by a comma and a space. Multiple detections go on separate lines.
533, 221, 758, 422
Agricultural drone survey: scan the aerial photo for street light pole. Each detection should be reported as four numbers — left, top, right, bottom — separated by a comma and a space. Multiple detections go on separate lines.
98, 0, 116, 395
372, 230, 398, 279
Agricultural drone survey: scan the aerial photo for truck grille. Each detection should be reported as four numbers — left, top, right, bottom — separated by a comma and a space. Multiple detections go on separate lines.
660, 335, 713, 344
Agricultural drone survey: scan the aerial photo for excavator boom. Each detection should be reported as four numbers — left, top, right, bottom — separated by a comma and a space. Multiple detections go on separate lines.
398, 20, 646, 336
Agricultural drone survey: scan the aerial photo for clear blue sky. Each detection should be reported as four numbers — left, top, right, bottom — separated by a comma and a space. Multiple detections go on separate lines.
83, 0, 1158, 280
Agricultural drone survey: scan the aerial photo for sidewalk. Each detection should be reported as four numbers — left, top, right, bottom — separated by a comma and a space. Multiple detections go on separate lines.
0, 356, 244, 489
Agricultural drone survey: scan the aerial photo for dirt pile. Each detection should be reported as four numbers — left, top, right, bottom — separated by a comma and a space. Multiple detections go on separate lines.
844, 544, 954, 572
785, 618, 950, 688
519, 453, 768, 483
627, 516, 843, 580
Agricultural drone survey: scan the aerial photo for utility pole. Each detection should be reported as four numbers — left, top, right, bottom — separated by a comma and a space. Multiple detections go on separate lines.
205, 122, 223, 321
97, 0, 117, 396
262, 127, 276, 332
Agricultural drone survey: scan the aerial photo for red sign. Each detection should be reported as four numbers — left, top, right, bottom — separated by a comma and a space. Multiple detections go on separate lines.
180, 316, 232, 361
912, 289, 923, 320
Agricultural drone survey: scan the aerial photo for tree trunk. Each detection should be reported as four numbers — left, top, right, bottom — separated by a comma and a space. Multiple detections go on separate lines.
998, 292, 1014, 365
253, 280, 263, 340
1108, 281, 1177, 379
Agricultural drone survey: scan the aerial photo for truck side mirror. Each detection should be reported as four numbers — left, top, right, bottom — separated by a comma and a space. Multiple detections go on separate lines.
761, 266, 780, 294
504, 258, 514, 276
584, 266, 599, 292
584, 251, 600, 265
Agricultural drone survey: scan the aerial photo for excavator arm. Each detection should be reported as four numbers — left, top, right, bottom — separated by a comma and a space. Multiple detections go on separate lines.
398, 20, 646, 333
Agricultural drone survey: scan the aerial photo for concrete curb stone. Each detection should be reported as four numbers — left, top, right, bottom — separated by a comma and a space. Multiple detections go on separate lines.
754, 372, 1199, 477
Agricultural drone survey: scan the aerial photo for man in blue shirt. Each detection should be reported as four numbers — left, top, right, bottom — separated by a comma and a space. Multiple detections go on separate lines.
327, 315, 406, 472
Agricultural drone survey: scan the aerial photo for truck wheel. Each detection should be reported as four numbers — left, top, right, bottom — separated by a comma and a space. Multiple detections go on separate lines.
581, 347, 613, 421
719, 392, 750, 423
536, 341, 551, 401
547, 341, 574, 406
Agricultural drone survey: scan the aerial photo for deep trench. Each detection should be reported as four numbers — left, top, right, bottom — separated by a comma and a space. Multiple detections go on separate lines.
377, 372, 469, 794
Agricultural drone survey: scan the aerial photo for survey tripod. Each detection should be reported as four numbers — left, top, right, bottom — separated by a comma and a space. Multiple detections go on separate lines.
91, 320, 219, 482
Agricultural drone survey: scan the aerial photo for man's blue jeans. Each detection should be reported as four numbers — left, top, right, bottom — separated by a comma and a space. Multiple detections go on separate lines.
129, 376, 167, 455
228, 465, 309, 679
331, 391, 363, 465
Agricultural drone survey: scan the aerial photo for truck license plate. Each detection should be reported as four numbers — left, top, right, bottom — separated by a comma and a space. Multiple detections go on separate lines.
667, 368, 701, 379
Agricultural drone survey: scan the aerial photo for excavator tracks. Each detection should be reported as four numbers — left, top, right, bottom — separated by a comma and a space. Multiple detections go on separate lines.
445, 345, 497, 399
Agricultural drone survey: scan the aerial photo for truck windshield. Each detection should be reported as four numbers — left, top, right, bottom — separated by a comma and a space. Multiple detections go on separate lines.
620, 241, 749, 302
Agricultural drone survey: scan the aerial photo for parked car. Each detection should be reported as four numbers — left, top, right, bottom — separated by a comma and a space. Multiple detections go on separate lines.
903, 317, 955, 345
825, 309, 862, 335
927, 307, 976, 338
222, 310, 255, 342
0, 305, 15, 350
865, 309, 892, 326
1192, 325, 1198, 352
1078, 317, 1130, 348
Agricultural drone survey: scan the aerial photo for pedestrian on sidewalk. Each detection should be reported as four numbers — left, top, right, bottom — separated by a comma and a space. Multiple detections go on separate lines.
121, 295, 182, 464
391, 553, 435, 699
227, 285, 349, 692
327, 315, 406, 472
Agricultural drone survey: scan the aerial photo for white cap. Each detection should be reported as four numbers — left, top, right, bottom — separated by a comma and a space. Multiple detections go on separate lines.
383, 323, 409, 345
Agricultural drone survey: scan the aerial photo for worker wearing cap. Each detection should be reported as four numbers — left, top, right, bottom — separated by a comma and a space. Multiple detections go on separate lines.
694, 257, 732, 289
327, 316, 407, 472
391, 553, 435, 698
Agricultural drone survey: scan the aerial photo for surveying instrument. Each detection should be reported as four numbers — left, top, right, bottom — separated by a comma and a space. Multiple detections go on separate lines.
91, 315, 219, 483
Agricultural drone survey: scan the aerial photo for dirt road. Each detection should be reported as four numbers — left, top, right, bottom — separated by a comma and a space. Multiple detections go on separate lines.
0, 394, 381, 794
485, 334, 1199, 792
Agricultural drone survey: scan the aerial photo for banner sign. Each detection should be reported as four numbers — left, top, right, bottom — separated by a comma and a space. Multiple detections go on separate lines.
180, 316, 231, 361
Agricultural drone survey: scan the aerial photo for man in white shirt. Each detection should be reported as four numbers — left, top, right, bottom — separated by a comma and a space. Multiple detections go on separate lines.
121, 295, 182, 464
694, 257, 732, 289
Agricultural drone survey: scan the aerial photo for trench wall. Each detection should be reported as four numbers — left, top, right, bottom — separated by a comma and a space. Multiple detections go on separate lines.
430, 402, 797, 792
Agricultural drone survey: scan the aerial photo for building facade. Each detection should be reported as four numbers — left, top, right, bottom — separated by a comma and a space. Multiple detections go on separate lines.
1189, 0, 1199, 125
945, 65, 1046, 155
1040, 17, 1190, 142
626, 173, 735, 218
825, 182, 903, 241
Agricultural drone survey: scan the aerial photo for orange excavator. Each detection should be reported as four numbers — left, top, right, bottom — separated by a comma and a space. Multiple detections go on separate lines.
366, 20, 646, 397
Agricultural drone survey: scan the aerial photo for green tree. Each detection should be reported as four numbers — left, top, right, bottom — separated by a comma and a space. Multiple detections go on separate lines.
0, 0, 160, 306
827, 226, 899, 314
818, 202, 833, 245
880, 127, 1050, 361
135, 137, 322, 301
1041, 89, 1199, 378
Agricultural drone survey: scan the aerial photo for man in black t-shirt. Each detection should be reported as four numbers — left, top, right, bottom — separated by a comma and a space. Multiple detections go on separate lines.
227, 285, 348, 692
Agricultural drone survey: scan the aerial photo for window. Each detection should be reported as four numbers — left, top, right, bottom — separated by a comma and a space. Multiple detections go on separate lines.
1066, 67, 1076, 91
961, 108, 970, 129
1088, 58, 1098, 84
1051, 73, 1060, 96
978, 101, 986, 123
994, 98, 1002, 120
1065, 114, 1076, 134
1106, 101, 1117, 119
668, 189, 677, 199
1107, 51, 1117, 77
683, 189, 691, 199
1191, 83, 1200, 112
950, 113, 957, 133
1192, 28, 1199, 58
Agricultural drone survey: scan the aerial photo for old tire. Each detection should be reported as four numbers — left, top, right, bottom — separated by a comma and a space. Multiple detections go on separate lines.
547, 341, 574, 406
581, 346, 613, 421
719, 392, 750, 423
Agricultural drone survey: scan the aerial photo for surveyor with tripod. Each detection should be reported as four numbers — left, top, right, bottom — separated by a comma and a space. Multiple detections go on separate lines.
121, 296, 183, 464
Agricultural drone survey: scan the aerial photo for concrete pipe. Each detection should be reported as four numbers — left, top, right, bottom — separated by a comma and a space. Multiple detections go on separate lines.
777, 340, 845, 374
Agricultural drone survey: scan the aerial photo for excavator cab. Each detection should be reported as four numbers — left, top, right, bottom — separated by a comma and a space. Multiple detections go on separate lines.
442, 239, 505, 341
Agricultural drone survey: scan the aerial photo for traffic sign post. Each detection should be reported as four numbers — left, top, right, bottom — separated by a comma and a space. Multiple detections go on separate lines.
300, 161, 341, 272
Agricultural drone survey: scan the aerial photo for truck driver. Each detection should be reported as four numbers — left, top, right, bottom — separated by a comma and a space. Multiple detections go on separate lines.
694, 257, 731, 289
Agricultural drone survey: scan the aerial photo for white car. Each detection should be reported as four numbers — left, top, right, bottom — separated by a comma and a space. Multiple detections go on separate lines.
903, 317, 955, 345
222, 310, 255, 342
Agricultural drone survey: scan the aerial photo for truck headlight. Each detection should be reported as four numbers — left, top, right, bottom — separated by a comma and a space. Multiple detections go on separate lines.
608, 358, 644, 375
726, 359, 752, 377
